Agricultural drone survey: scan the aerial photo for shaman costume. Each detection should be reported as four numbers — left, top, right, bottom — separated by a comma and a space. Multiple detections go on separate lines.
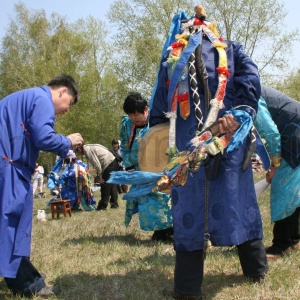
255, 86, 300, 254
149, 7, 268, 298
0, 86, 71, 292
120, 115, 172, 231
48, 156, 97, 211
60, 159, 96, 210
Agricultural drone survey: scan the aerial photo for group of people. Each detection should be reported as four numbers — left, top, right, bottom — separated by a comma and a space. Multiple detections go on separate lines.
0, 4, 299, 299
46, 139, 128, 212
47, 149, 97, 211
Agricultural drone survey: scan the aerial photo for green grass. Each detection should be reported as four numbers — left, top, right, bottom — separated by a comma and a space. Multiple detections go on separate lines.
1, 173, 300, 299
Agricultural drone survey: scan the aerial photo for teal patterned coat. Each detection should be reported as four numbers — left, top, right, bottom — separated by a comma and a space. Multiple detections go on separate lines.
120, 115, 172, 230
256, 86, 300, 222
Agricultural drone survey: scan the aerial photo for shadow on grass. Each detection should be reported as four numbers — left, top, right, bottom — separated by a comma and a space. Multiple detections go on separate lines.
53, 269, 172, 300
0, 272, 250, 300
62, 233, 174, 247
0, 246, 250, 299
47, 270, 246, 300
0, 255, 249, 300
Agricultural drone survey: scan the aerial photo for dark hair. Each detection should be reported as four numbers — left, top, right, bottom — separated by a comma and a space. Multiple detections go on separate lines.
47, 74, 79, 104
112, 139, 119, 145
64, 157, 75, 164
123, 92, 148, 114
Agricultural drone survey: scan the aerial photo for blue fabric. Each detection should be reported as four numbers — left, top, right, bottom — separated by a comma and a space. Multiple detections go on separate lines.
107, 171, 162, 199
108, 170, 163, 185
57, 160, 96, 211
150, 31, 262, 250
0, 86, 70, 277
270, 159, 300, 221
224, 110, 253, 152
261, 85, 300, 168
124, 192, 172, 230
225, 109, 270, 170
150, 11, 189, 110
47, 158, 63, 190
254, 129, 271, 171
120, 115, 172, 230
258, 86, 300, 221
122, 182, 157, 200
120, 116, 149, 169
167, 32, 202, 111
254, 97, 281, 159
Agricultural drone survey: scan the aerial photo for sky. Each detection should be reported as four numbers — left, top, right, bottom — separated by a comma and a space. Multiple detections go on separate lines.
0, 0, 300, 68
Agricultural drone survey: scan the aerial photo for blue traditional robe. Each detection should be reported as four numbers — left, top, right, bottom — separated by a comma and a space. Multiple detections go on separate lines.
150, 18, 263, 251
0, 86, 71, 277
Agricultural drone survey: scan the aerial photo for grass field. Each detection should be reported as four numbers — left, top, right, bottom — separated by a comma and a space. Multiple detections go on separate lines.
0, 172, 299, 299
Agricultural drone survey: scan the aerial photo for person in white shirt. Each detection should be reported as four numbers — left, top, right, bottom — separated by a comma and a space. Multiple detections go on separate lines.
32, 163, 44, 197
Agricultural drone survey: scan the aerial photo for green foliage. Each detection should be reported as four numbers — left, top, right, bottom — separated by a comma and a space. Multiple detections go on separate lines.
1, 0, 300, 149
0, 3, 128, 149
108, 0, 300, 90
275, 69, 300, 100
201, 0, 300, 81
107, 0, 197, 99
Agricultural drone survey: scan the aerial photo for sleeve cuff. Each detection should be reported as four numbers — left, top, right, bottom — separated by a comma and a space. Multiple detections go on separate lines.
271, 156, 282, 168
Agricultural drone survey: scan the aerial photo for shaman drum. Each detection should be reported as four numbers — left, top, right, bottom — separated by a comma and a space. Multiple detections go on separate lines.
138, 122, 169, 173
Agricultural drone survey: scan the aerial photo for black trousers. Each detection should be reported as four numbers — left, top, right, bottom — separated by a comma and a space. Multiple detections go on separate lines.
236, 238, 269, 278
272, 207, 300, 249
174, 239, 268, 296
4, 257, 45, 297
174, 250, 204, 297
97, 159, 119, 209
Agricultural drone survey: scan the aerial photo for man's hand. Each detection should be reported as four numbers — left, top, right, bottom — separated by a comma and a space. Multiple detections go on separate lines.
218, 114, 240, 134
266, 166, 277, 184
67, 133, 84, 147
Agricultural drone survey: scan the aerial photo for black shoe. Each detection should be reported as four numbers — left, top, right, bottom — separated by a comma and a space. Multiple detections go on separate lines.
266, 242, 300, 258
246, 273, 266, 283
151, 228, 174, 243
96, 206, 107, 211
110, 205, 119, 209
163, 286, 202, 299
35, 285, 61, 298
266, 244, 289, 258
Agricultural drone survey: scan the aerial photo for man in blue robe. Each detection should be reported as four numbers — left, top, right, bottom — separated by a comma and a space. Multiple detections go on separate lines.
149, 5, 268, 299
0, 74, 83, 297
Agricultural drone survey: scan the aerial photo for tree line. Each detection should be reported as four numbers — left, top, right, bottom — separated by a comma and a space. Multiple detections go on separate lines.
1, 0, 299, 171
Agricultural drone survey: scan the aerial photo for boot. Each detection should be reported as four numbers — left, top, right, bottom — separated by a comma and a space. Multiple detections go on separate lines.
163, 286, 202, 299
35, 285, 61, 298
151, 228, 174, 242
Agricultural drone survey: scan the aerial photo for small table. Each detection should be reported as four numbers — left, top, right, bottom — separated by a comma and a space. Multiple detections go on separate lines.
50, 199, 72, 219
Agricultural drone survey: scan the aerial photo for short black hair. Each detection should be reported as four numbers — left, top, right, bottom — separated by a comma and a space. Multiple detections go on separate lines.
123, 92, 148, 114
47, 74, 79, 104
112, 139, 119, 145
